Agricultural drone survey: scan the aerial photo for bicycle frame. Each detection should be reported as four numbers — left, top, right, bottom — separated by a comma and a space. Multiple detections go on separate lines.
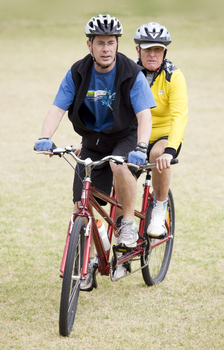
37, 147, 177, 336
60, 169, 172, 280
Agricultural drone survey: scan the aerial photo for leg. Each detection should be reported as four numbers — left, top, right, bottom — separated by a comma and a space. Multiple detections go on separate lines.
149, 139, 170, 201
147, 139, 170, 237
110, 162, 136, 220
110, 162, 138, 247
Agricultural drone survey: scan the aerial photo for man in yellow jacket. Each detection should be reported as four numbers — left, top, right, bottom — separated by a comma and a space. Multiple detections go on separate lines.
134, 22, 188, 237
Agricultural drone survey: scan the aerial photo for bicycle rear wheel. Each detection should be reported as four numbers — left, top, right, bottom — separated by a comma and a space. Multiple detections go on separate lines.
59, 217, 85, 336
141, 189, 175, 286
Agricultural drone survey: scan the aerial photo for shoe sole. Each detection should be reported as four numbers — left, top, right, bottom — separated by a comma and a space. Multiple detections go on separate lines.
147, 228, 166, 238
118, 241, 137, 248
147, 232, 166, 239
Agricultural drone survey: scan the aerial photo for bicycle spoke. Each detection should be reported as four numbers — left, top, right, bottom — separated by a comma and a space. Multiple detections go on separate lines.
68, 281, 80, 316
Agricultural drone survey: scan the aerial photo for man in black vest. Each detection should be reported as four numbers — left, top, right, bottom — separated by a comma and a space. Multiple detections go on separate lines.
35, 14, 156, 289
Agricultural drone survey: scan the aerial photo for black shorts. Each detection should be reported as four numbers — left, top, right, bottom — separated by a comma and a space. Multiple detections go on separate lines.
73, 130, 137, 205
148, 136, 182, 159
135, 136, 181, 179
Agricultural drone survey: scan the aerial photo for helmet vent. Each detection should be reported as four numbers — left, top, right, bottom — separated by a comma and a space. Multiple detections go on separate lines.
85, 14, 123, 37
97, 19, 103, 31
110, 19, 114, 30
104, 19, 108, 29
145, 28, 150, 36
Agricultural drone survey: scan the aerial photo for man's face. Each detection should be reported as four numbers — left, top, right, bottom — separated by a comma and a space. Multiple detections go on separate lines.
87, 35, 118, 71
137, 46, 165, 71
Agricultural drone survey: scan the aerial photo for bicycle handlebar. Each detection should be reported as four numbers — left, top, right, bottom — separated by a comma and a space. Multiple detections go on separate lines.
36, 145, 178, 170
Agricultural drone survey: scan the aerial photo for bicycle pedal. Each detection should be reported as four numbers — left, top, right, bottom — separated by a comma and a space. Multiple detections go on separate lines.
113, 244, 133, 254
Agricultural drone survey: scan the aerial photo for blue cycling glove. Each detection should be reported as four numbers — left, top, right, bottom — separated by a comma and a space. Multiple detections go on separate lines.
128, 149, 147, 166
34, 138, 53, 151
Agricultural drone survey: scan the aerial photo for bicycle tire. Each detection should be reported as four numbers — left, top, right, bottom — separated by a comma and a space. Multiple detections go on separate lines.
141, 189, 175, 286
59, 217, 85, 336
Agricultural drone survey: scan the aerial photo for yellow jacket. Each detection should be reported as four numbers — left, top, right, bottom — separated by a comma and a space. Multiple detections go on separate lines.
139, 59, 188, 156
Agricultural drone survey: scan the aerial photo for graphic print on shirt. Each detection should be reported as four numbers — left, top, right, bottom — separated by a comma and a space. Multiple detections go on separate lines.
86, 88, 116, 111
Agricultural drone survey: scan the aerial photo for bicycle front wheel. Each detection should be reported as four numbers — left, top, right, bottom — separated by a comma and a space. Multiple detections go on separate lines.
141, 189, 175, 286
59, 217, 85, 336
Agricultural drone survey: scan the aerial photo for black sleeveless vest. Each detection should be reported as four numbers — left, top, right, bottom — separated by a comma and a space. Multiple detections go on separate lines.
68, 53, 144, 152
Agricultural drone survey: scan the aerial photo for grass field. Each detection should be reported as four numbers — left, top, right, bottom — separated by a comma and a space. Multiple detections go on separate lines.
1, 1, 224, 349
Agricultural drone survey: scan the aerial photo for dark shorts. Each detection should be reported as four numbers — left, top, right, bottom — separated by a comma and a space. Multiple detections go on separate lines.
73, 130, 137, 205
148, 136, 182, 159
135, 136, 182, 179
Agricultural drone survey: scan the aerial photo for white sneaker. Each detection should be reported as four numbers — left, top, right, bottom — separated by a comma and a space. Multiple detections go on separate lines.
113, 216, 123, 246
113, 264, 127, 280
111, 252, 127, 281
116, 220, 138, 248
113, 254, 127, 279
147, 199, 167, 238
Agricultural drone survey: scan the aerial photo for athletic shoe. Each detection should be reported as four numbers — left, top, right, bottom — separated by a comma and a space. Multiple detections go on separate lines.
111, 252, 127, 280
113, 263, 127, 280
147, 200, 167, 238
80, 256, 98, 291
116, 219, 138, 248
113, 215, 123, 246
113, 229, 120, 246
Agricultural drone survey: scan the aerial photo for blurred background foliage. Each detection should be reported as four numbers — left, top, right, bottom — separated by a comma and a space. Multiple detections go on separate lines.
1, 0, 223, 22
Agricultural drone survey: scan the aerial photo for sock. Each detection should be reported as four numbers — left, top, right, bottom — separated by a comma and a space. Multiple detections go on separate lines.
122, 218, 133, 223
153, 198, 168, 211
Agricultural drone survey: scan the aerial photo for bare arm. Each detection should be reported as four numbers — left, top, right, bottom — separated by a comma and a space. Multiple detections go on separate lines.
136, 108, 152, 145
40, 105, 66, 139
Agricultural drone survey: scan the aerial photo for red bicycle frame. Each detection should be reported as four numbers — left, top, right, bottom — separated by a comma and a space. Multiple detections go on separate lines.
60, 171, 171, 279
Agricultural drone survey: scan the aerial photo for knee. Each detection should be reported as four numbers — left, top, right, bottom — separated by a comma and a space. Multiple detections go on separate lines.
150, 144, 165, 163
110, 162, 128, 178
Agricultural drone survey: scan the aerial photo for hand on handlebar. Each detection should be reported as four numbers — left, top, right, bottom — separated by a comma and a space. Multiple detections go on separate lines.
74, 143, 82, 157
34, 138, 53, 151
156, 153, 173, 174
128, 149, 147, 166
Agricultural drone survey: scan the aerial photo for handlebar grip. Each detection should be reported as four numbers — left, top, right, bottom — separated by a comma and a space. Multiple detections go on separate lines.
171, 158, 179, 165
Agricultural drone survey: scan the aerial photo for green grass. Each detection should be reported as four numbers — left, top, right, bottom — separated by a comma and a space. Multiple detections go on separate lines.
1, 1, 224, 349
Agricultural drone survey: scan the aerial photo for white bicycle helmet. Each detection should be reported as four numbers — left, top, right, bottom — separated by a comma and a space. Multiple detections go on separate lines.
85, 14, 123, 38
134, 22, 171, 49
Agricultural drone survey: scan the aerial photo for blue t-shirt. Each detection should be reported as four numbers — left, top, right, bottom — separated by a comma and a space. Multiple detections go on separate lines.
53, 63, 156, 131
